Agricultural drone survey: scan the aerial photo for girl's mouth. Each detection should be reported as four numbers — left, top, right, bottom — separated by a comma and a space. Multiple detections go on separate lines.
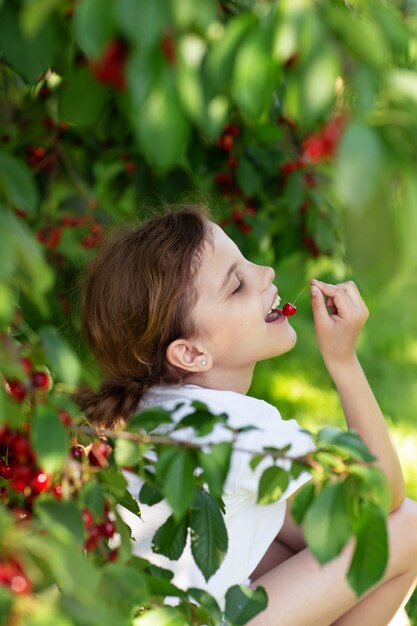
265, 308, 284, 323
265, 293, 282, 323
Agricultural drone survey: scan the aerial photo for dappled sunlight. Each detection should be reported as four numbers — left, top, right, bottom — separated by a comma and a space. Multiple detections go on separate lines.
391, 426, 417, 499
266, 369, 344, 430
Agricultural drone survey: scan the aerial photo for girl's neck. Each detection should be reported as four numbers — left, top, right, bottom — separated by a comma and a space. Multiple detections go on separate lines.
188, 365, 254, 395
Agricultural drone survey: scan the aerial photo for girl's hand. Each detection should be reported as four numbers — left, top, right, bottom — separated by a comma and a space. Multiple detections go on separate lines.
310, 279, 369, 367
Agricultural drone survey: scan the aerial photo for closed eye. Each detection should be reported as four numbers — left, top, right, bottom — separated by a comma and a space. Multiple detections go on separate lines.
231, 279, 245, 295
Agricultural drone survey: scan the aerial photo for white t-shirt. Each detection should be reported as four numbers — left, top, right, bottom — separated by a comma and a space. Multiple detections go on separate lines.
119, 384, 315, 608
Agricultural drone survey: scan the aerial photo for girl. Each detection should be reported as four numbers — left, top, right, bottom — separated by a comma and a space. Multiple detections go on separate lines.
77, 205, 417, 626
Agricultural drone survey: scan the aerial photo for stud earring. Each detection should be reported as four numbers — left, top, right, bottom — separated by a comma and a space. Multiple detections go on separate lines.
201, 359, 206, 366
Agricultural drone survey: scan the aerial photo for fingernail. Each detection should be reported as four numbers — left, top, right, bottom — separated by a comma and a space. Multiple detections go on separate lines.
311, 285, 319, 296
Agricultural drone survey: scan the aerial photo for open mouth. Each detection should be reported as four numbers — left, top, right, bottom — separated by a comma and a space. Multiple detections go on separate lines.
265, 294, 282, 323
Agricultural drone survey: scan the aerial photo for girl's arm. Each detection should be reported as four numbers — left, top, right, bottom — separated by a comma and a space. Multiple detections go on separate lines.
310, 279, 405, 511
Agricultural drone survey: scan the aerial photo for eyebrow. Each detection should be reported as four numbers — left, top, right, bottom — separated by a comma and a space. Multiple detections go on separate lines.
219, 262, 238, 294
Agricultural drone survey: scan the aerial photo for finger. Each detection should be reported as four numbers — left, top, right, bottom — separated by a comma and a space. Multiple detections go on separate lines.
337, 280, 363, 306
311, 279, 351, 316
310, 283, 334, 326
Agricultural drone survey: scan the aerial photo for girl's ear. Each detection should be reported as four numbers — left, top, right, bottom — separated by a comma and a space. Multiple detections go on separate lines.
166, 339, 211, 372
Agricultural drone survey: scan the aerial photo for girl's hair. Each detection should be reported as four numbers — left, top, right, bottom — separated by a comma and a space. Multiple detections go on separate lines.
74, 205, 211, 429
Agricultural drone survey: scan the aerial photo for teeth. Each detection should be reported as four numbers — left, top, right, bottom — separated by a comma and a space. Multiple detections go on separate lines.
267, 294, 281, 314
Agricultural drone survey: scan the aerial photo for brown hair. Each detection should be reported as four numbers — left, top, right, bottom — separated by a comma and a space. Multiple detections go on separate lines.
75, 205, 211, 429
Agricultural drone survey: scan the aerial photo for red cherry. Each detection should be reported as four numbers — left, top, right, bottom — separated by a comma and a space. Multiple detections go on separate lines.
21, 357, 33, 374
88, 441, 112, 467
31, 471, 51, 493
108, 548, 119, 562
224, 123, 241, 137
6, 380, 27, 402
90, 40, 127, 91
217, 134, 234, 151
31, 370, 50, 390
10, 573, 32, 594
52, 483, 63, 499
58, 410, 72, 427
11, 466, 34, 493
9, 434, 33, 463
85, 526, 101, 551
99, 520, 116, 538
0, 462, 13, 479
282, 303, 297, 316
160, 32, 176, 64
82, 509, 94, 529
71, 445, 85, 461
124, 161, 137, 173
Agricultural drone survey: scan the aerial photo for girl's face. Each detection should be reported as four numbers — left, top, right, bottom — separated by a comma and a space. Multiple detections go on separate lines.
189, 223, 297, 375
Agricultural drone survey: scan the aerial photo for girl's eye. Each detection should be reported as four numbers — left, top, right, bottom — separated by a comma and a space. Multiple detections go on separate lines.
232, 280, 244, 295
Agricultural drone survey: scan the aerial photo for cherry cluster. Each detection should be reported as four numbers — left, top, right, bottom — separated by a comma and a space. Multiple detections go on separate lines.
6, 358, 51, 403
278, 115, 347, 258
0, 556, 32, 595
35, 215, 103, 252
90, 39, 128, 91
0, 425, 50, 516
82, 502, 118, 559
26, 145, 58, 173
214, 123, 256, 235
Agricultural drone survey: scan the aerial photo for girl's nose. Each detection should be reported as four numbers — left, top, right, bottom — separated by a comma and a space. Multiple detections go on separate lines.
260, 265, 275, 288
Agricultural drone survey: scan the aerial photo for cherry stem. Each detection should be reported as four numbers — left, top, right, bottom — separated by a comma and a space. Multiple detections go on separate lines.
292, 284, 308, 305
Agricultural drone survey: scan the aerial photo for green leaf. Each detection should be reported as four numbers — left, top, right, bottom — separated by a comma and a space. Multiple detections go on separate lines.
73, 0, 116, 57
20, 0, 62, 39
82, 482, 105, 517
133, 76, 189, 171
0, 283, 15, 328
334, 122, 384, 211
0, 152, 39, 215
348, 465, 391, 515
249, 453, 264, 471
232, 27, 274, 120
190, 491, 228, 581
347, 503, 388, 596
117, 0, 169, 49
118, 488, 141, 516
157, 448, 195, 521
39, 325, 81, 387
97, 468, 128, 500
205, 13, 255, 93
31, 404, 68, 473
0, 209, 53, 314
317, 428, 376, 463
0, 3, 56, 83
224, 585, 268, 626
257, 466, 289, 505
59, 67, 108, 127
114, 438, 142, 467
152, 513, 188, 560
128, 407, 173, 433
236, 157, 262, 196
177, 407, 227, 436
198, 441, 232, 499
35, 499, 84, 545
139, 481, 164, 506
290, 481, 315, 525
0, 586, 12, 626
303, 482, 352, 564
187, 588, 222, 625
133, 607, 189, 626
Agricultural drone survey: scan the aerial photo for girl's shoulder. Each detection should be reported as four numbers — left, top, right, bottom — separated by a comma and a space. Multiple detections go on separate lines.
140, 383, 282, 430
